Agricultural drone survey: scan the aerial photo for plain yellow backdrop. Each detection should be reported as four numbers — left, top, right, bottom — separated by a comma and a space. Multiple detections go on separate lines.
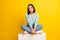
0, 0, 60, 40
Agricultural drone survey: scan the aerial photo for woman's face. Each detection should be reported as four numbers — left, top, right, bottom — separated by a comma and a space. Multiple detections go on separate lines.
29, 5, 34, 13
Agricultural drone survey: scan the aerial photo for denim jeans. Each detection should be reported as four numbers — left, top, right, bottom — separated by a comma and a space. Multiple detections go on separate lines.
21, 24, 42, 34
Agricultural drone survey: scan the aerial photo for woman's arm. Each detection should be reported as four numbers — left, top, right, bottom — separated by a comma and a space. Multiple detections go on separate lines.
34, 14, 39, 31
26, 14, 33, 30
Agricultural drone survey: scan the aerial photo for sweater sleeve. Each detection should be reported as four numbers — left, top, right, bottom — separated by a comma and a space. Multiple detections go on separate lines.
26, 14, 32, 27
35, 14, 39, 27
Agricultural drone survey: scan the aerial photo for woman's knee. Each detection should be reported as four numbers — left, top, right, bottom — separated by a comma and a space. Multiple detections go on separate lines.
21, 25, 26, 29
21, 25, 32, 34
38, 24, 43, 29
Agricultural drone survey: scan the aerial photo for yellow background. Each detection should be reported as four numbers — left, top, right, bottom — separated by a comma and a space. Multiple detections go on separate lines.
0, 0, 60, 40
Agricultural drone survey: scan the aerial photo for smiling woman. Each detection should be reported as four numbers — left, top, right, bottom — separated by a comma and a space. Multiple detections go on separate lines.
0, 0, 60, 40
21, 4, 43, 34
27, 4, 35, 15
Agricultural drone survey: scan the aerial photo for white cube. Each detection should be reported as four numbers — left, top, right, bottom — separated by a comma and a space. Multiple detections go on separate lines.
18, 32, 46, 40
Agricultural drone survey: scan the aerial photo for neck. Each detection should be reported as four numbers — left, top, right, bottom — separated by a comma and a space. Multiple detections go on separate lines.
30, 13, 34, 15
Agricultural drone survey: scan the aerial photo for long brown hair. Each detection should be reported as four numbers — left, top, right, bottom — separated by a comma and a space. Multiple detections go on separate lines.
27, 4, 35, 15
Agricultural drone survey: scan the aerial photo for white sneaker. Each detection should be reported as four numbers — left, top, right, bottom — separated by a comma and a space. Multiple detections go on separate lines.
24, 30, 43, 34
24, 31, 29, 34
36, 30, 43, 34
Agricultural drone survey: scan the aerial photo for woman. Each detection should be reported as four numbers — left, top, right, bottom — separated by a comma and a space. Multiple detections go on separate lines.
22, 4, 42, 34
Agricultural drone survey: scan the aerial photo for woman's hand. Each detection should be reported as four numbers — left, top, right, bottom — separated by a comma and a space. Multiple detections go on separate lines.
33, 26, 36, 32
32, 29, 36, 34
30, 26, 35, 34
32, 26, 36, 34
30, 26, 36, 34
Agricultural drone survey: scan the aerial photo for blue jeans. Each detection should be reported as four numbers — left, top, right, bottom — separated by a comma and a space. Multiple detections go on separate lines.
21, 24, 42, 34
